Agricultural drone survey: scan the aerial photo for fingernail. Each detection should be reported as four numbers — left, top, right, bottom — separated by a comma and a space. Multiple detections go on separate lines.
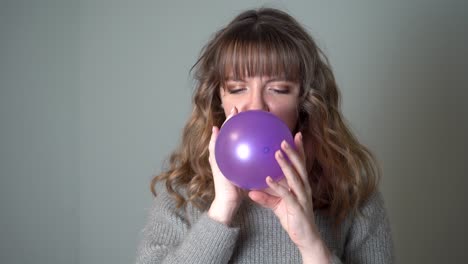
230, 107, 235, 114
282, 140, 289, 149
277, 150, 284, 159
298, 132, 303, 141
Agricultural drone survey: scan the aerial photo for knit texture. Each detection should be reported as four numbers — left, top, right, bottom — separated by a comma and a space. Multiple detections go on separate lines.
136, 182, 394, 263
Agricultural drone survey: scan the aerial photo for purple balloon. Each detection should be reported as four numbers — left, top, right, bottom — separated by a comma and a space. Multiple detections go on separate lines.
215, 110, 295, 190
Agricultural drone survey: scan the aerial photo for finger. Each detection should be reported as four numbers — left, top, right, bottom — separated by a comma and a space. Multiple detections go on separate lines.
265, 176, 301, 210
294, 132, 306, 162
209, 126, 219, 163
221, 107, 238, 127
276, 177, 290, 190
292, 133, 313, 198
275, 148, 308, 205
209, 126, 219, 151
281, 139, 308, 183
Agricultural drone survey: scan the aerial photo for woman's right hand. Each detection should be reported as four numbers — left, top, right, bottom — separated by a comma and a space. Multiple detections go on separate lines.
207, 107, 242, 226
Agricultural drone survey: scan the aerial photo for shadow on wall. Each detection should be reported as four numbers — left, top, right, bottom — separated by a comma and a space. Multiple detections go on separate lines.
377, 3, 467, 263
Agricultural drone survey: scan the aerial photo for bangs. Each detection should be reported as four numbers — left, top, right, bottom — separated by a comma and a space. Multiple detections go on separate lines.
214, 26, 302, 83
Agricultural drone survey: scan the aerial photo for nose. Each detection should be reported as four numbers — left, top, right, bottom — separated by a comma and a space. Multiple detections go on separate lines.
245, 92, 269, 112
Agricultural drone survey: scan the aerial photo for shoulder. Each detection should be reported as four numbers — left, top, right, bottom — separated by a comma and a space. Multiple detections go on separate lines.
152, 181, 180, 212
345, 191, 392, 233
345, 191, 394, 262
149, 181, 203, 225
359, 191, 388, 217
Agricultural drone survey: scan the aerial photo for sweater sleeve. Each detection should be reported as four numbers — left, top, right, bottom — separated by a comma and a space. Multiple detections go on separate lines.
340, 191, 395, 264
136, 185, 240, 264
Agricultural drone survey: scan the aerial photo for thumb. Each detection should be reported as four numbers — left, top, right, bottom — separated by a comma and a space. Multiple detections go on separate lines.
248, 191, 280, 209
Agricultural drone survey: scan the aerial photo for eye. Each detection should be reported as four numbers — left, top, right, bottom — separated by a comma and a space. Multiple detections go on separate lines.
268, 86, 290, 94
272, 89, 289, 94
227, 87, 247, 94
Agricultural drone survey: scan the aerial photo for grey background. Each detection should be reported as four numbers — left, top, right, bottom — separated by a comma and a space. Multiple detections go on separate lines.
1, 0, 467, 263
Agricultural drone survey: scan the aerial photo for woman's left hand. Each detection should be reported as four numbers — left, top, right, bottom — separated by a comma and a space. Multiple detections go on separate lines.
248, 132, 331, 262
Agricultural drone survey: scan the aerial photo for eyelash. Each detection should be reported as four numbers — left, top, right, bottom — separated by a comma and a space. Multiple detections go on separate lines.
272, 89, 289, 94
228, 88, 246, 94
227, 87, 290, 94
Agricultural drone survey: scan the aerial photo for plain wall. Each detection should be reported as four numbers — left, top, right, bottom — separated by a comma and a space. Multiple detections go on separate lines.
1, 1, 79, 263
1, 0, 467, 263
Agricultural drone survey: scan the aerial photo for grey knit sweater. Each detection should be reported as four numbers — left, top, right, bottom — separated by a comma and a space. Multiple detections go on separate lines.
136, 182, 394, 263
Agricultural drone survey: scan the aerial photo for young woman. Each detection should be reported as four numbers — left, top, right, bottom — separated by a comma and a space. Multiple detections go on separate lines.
137, 8, 394, 264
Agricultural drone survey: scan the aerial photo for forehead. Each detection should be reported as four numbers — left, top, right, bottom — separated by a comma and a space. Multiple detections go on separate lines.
215, 38, 301, 83
219, 59, 299, 83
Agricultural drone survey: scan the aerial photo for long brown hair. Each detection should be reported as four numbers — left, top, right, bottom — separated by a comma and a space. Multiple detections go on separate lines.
151, 8, 380, 225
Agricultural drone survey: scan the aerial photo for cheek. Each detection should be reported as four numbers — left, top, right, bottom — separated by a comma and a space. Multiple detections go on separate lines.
270, 104, 299, 132
220, 100, 234, 117
219, 90, 232, 116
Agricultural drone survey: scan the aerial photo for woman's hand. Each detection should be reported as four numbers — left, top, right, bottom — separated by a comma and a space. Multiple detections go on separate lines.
207, 107, 243, 226
248, 132, 331, 263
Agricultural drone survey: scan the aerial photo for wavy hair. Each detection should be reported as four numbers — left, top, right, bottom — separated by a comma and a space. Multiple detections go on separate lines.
151, 8, 380, 225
